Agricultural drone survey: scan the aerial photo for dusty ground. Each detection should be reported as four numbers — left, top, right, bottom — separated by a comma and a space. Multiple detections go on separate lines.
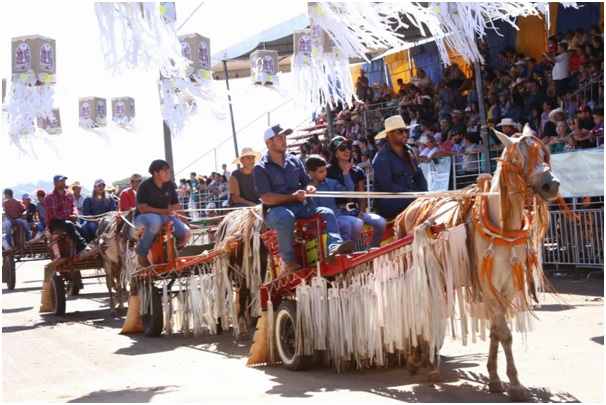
2, 260, 603, 403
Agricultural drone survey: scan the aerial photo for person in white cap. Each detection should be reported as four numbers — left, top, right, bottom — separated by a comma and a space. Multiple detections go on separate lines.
253, 124, 354, 272
229, 147, 262, 207
372, 115, 428, 219
119, 173, 143, 211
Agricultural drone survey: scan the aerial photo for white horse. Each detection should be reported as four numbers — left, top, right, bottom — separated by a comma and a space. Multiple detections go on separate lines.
395, 129, 560, 401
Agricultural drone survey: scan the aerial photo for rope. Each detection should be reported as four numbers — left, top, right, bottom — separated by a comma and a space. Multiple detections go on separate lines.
308, 190, 499, 200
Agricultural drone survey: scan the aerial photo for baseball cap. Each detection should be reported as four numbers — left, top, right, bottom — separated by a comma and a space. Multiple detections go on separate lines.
21, 193, 31, 199
328, 136, 352, 152
465, 106, 472, 112
263, 124, 292, 141
53, 175, 67, 182
577, 105, 592, 114
94, 178, 106, 187
36, 189, 46, 197
130, 173, 143, 181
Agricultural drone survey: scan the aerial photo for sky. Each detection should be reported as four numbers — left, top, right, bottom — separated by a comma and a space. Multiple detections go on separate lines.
1, 1, 313, 190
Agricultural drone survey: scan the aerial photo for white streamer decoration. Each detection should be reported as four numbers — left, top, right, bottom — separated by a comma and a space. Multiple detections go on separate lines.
94, 2, 224, 136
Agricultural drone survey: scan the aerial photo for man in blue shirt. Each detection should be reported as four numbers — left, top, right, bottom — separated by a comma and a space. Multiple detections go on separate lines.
253, 124, 354, 272
372, 115, 428, 220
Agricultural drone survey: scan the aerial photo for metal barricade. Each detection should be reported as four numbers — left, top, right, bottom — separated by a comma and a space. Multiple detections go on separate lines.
542, 208, 604, 271
362, 103, 400, 132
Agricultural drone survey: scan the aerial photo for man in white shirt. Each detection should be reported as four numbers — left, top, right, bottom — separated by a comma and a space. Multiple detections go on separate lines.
417, 137, 440, 163
544, 42, 570, 99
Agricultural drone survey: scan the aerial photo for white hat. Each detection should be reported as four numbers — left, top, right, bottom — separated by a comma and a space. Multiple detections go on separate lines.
232, 147, 262, 164
548, 108, 566, 123
375, 115, 418, 139
496, 118, 517, 128
263, 124, 292, 141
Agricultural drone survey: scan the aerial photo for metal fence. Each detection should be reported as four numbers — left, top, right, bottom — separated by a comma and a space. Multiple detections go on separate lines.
542, 208, 604, 270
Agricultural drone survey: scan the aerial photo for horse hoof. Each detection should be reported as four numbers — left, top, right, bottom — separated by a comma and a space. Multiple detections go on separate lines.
406, 359, 421, 376
488, 379, 505, 393
427, 370, 443, 382
508, 386, 527, 402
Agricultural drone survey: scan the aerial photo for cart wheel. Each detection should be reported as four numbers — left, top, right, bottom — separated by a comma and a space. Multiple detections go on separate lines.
275, 300, 311, 371
50, 275, 66, 316
141, 287, 163, 337
4, 255, 16, 290
67, 271, 82, 296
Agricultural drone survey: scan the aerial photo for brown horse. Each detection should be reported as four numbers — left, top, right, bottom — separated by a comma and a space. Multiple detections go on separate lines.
214, 206, 267, 339
93, 210, 134, 315
394, 129, 560, 401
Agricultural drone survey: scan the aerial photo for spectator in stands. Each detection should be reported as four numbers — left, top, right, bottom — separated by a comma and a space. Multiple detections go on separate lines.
229, 147, 262, 208
178, 178, 190, 213
3, 189, 31, 247
410, 68, 433, 92
372, 115, 427, 219
505, 93, 525, 124
222, 163, 231, 180
523, 80, 546, 122
496, 118, 518, 137
119, 173, 143, 211
355, 68, 369, 102
589, 107, 604, 147
574, 105, 596, 148
418, 136, 440, 163
544, 42, 570, 100
486, 93, 502, 128
44, 175, 89, 255
450, 109, 466, 139
437, 81, 461, 117
461, 133, 482, 187
443, 63, 466, 90
548, 120, 569, 153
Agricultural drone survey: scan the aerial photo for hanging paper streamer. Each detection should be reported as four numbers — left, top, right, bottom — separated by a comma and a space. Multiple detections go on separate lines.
291, 29, 314, 109
94, 2, 188, 78
7, 35, 57, 142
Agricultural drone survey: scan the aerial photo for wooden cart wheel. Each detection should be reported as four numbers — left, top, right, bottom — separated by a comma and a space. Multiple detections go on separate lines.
4, 255, 16, 290
275, 300, 311, 371
67, 271, 82, 296
141, 287, 163, 337
50, 274, 66, 316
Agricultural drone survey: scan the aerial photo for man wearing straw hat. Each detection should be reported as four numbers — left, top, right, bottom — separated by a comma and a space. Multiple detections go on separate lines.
372, 115, 428, 220
254, 124, 354, 272
133, 159, 194, 267
229, 147, 262, 208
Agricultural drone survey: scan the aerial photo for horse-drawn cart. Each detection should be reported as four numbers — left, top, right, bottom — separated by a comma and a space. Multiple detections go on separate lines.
2, 234, 49, 291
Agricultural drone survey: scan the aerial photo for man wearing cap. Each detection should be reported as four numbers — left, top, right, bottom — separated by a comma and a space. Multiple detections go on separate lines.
134, 159, 193, 267
253, 124, 354, 272
372, 115, 428, 220
230, 148, 262, 207
21, 193, 37, 237
574, 105, 597, 149
44, 175, 89, 254
2, 188, 31, 247
120, 173, 143, 211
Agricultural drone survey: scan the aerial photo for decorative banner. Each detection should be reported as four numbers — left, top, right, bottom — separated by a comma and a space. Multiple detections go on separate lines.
111, 97, 135, 127
36, 108, 61, 135
420, 156, 452, 191
79, 97, 107, 128
550, 149, 604, 198
7, 34, 57, 140
250, 50, 280, 85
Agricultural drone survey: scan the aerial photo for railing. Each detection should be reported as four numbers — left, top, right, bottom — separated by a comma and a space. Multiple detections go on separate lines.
562, 71, 604, 112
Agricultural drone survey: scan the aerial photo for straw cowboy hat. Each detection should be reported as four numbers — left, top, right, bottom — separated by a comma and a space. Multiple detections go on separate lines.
548, 108, 566, 123
496, 118, 517, 128
375, 115, 418, 139
232, 147, 262, 164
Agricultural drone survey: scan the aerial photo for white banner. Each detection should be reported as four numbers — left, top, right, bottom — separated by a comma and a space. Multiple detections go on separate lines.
550, 149, 604, 197
420, 156, 451, 191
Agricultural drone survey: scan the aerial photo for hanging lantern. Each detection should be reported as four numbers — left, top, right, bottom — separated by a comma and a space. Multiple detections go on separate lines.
250, 50, 279, 85
36, 108, 61, 135
79, 97, 107, 128
7, 34, 57, 138
111, 97, 135, 127
179, 33, 212, 81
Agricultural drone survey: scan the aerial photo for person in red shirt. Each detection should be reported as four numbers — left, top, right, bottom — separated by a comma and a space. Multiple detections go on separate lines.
44, 175, 89, 255
2, 188, 31, 247
119, 173, 143, 211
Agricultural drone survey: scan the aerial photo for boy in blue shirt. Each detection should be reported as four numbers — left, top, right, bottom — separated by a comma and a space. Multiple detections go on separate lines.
305, 155, 363, 246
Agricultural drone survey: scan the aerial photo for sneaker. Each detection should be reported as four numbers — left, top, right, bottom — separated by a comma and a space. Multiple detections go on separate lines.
137, 252, 151, 267
327, 240, 355, 263
284, 261, 302, 273
77, 246, 92, 256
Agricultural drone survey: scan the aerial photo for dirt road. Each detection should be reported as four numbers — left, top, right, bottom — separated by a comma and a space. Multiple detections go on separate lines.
2, 259, 603, 403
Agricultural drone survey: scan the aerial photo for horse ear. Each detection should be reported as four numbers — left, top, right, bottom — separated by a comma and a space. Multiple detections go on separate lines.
493, 129, 513, 148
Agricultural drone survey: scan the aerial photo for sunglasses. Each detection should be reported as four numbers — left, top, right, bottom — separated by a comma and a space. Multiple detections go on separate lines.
96, 184, 106, 188
394, 128, 407, 134
337, 145, 352, 152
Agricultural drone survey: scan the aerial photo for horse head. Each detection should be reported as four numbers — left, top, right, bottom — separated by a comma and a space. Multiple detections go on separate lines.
494, 128, 560, 202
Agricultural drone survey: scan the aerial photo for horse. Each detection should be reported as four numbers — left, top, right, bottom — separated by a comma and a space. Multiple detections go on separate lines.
92, 209, 135, 315
394, 128, 560, 401
214, 206, 267, 339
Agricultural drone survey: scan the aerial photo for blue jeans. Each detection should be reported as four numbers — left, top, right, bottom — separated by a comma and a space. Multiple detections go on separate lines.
3, 219, 31, 246
377, 198, 415, 221
340, 210, 387, 248
134, 214, 192, 256
336, 214, 363, 244
265, 204, 344, 264
81, 221, 98, 243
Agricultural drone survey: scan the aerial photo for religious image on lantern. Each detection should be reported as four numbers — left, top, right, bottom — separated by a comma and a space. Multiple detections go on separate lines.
261, 56, 275, 73
114, 101, 126, 119
298, 34, 312, 57
14, 43, 31, 71
96, 100, 106, 117
39, 43, 54, 71
198, 41, 209, 69
181, 41, 192, 61
80, 102, 91, 119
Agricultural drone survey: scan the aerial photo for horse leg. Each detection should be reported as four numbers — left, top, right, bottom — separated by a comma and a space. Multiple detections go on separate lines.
495, 316, 526, 401
406, 344, 422, 376
237, 286, 250, 340
421, 340, 443, 382
487, 323, 504, 393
